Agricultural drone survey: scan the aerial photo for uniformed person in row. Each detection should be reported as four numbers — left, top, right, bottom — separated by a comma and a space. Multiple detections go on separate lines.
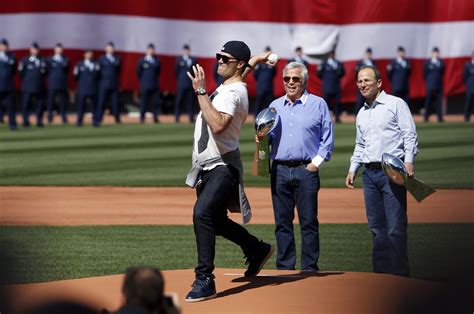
174, 44, 197, 123
136, 43, 161, 123
18, 42, 47, 127
463, 51, 474, 122
46, 43, 70, 124
354, 47, 377, 114
73, 49, 100, 126
253, 46, 276, 116
288, 46, 309, 69
317, 50, 346, 123
423, 47, 444, 122
97, 41, 121, 126
387, 46, 411, 106
0, 38, 17, 130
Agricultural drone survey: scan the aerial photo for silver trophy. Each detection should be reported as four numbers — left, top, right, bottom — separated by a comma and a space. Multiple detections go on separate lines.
252, 107, 278, 177
381, 153, 436, 202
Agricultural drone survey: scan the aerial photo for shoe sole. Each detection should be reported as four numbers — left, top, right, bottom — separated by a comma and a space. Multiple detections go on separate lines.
246, 244, 274, 277
185, 292, 217, 302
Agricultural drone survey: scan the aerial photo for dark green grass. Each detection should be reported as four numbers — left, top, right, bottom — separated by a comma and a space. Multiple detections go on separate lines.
1, 224, 472, 284
1, 122, 473, 188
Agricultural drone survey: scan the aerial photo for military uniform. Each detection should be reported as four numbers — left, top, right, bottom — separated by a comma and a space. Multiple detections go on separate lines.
46, 53, 69, 123
317, 57, 346, 122
73, 57, 100, 126
136, 54, 161, 123
253, 63, 276, 116
19, 54, 47, 127
0, 45, 17, 130
463, 59, 474, 122
387, 57, 411, 105
97, 53, 121, 125
423, 58, 444, 122
174, 53, 197, 122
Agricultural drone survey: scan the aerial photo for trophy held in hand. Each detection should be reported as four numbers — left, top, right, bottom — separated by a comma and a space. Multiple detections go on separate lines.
381, 153, 436, 202
252, 107, 278, 177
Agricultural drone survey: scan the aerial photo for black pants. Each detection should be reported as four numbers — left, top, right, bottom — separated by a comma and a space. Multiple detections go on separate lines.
175, 88, 196, 123
76, 94, 97, 126
139, 88, 159, 122
47, 88, 69, 123
97, 87, 120, 124
323, 91, 341, 122
0, 91, 17, 129
193, 165, 260, 277
22, 92, 44, 126
465, 91, 474, 122
424, 88, 443, 122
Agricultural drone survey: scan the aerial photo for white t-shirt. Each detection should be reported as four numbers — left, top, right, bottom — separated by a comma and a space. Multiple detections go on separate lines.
192, 82, 249, 169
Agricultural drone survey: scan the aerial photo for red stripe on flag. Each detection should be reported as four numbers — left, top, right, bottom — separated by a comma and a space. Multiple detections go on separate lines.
1, 0, 473, 24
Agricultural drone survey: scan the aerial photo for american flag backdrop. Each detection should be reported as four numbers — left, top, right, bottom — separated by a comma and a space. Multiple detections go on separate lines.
0, 0, 473, 102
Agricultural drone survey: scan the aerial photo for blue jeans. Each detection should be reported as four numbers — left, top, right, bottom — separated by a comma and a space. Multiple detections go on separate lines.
193, 165, 261, 277
271, 162, 320, 271
362, 167, 409, 276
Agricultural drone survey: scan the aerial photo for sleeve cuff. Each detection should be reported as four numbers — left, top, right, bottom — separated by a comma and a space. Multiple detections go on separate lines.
404, 153, 415, 163
349, 162, 361, 173
312, 155, 325, 168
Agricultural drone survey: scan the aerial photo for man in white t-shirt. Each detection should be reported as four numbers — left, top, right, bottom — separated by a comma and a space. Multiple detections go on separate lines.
184, 41, 274, 302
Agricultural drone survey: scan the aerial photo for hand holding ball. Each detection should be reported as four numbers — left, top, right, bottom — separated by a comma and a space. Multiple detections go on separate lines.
267, 53, 279, 66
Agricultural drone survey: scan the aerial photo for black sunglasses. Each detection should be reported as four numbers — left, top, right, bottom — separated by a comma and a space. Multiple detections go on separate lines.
283, 76, 302, 83
216, 53, 239, 64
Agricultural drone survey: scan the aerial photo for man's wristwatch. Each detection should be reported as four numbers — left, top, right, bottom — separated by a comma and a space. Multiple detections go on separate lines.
195, 87, 207, 95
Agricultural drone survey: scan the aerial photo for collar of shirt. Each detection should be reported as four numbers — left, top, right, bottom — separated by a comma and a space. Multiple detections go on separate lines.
364, 90, 387, 109
284, 90, 309, 107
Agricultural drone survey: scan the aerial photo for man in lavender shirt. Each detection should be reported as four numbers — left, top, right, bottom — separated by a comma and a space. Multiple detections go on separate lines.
263, 62, 334, 271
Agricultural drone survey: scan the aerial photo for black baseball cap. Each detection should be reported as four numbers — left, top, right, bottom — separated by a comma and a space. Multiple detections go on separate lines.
147, 43, 155, 49
397, 46, 405, 52
0, 38, 8, 46
220, 40, 251, 67
31, 42, 40, 49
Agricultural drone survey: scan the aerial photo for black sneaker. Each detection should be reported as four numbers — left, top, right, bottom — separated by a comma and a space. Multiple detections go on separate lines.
244, 241, 274, 277
185, 275, 217, 302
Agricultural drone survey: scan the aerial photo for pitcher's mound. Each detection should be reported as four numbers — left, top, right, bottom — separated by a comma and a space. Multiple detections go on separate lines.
8, 268, 442, 313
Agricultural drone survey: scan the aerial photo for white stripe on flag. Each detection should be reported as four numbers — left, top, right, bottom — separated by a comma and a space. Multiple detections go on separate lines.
1, 13, 472, 60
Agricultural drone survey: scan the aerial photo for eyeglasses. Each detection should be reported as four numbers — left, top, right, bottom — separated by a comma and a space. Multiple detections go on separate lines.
283, 76, 302, 83
356, 79, 377, 86
216, 53, 238, 64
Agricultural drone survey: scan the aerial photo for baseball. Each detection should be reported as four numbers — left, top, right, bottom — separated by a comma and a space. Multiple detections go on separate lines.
267, 53, 279, 65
